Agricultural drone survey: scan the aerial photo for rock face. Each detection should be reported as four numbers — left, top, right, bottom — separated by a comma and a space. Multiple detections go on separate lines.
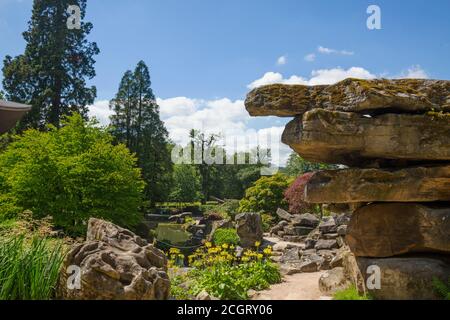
306, 165, 450, 203
347, 203, 450, 257
245, 77, 450, 300
319, 267, 350, 295
245, 79, 450, 117
58, 218, 170, 300
282, 109, 450, 167
356, 256, 450, 300
235, 213, 263, 247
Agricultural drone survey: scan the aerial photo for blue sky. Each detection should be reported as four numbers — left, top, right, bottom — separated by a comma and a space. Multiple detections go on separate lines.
1, 0, 450, 164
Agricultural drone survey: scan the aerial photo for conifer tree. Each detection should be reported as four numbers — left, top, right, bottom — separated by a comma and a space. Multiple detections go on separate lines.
2, 0, 99, 130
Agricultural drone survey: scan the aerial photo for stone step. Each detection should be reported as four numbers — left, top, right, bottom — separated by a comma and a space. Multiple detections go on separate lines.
282, 109, 450, 166
305, 165, 450, 203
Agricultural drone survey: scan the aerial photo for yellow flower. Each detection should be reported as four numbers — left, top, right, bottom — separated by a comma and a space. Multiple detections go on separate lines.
257, 254, 264, 260
255, 241, 261, 248
222, 244, 229, 250
263, 248, 272, 255
205, 242, 212, 248
241, 257, 250, 262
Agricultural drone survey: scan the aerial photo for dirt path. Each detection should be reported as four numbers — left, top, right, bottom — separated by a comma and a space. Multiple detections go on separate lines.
253, 271, 332, 301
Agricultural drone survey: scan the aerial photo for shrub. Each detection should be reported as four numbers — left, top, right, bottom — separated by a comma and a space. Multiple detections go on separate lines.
333, 286, 372, 300
169, 242, 281, 300
0, 235, 65, 300
212, 228, 240, 246
0, 114, 145, 236
284, 172, 316, 214
206, 200, 240, 221
238, 174, 293, 214
261, 213, 276, 232
433, 277, 450, 300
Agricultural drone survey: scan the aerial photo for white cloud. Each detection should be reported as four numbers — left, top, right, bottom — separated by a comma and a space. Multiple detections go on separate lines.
398, 65, 429, 79
318, 46, 354, 56
87, 100, 113, 126
276, 55, 287, 65
247, 67, 376, 89
304, 53, 316, 62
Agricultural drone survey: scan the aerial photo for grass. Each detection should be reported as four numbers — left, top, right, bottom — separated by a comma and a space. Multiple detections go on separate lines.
333, 286, 372, 300
0, 235, 65, 300
433, 277, 450, 300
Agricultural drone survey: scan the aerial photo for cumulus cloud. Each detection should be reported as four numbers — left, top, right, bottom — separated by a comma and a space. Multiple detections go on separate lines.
247, 67, 376, 89
398, 65, 429, 79
276, 55, 287, 65
87, 100, 113, 126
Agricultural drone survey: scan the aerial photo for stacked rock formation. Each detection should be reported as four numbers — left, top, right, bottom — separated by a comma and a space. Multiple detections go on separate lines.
245, 78, 450, 300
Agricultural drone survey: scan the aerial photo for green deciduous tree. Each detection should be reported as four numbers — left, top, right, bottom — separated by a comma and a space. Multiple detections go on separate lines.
2, 0, 99, 130
238, 173, 294, 214
110, 61, 172, 206
285, 153, 337, 177
169, 164, 202, 203
0, 114, 144, 235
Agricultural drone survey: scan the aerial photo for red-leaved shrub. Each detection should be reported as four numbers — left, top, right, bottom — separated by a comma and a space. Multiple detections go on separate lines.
284, 172, 315, 214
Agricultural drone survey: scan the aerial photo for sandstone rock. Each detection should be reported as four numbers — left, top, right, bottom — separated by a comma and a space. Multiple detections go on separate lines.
304, 239, 317, 250
299, 254, 324, 273
280, 247, 301, 263
347, 203, 450, 257
282, 109, 450, 167
322, 233, 339, 240
319, 268, 351, 295
337, 225, 347, 236
356, 256, 450, 300
284, 226, 314, 236
235, 213, 264, 247
319, 219, 337, 234
58, 218, 170, 300
291, 213, 320, 228
306, 166, 450, 203
245, 78, 450, 117
315, 239, 339, 250
282, 235, 306, 243
276, 208, 293, 221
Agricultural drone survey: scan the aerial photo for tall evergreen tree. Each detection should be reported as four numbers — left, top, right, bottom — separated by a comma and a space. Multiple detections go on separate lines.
110, 61, 172, 206
2, 0, 99, 130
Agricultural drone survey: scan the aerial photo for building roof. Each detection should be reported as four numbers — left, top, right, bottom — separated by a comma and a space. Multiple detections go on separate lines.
0, 100, 32, 134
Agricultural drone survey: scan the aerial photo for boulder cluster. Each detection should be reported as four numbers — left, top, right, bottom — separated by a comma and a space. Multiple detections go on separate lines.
246, 78, 450, 300
271, 210, 350, 276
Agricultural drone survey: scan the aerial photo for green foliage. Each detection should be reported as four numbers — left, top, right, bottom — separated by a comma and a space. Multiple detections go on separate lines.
212, 228, 240, 246
169, 165, 202, 203
190, 261, 281, 300
110, 61, 172, 206
2, 0, 99, 130
238, 174, 293, 214
170, 243, 281, 300
433, 277, 450, 300
285, 153, 337, 177
261, 213, 276, 232
0, 235, 65, 300
206, 199, 240, 220
0, 114, 145, 235
333, 286, 372, 300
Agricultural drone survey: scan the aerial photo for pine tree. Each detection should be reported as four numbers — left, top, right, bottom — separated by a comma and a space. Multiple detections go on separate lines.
110, 61, 172, 206
2, 0, 99, 130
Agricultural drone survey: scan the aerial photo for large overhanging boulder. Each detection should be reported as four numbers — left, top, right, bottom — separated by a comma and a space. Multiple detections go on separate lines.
305, 165, 450, 203
0, 100, 31, 134
346, 203, 450, 257
356, 256, 450, 300
57, 218, 170, 300
282, 109, 450, 166
245, 78, 450, 117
